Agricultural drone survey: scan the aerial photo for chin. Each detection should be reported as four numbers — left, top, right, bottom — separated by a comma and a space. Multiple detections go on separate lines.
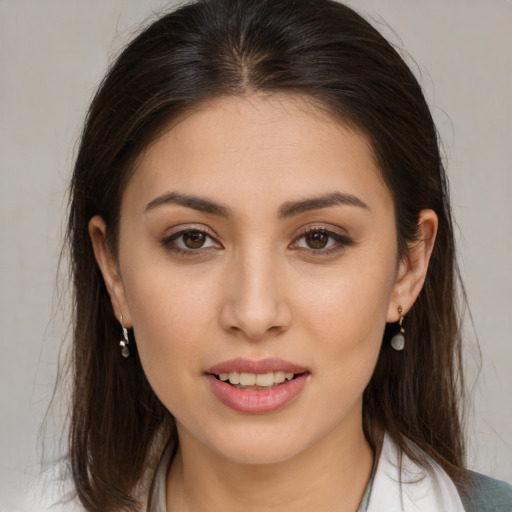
189, 421, 312, 466
214, 437, 304, 465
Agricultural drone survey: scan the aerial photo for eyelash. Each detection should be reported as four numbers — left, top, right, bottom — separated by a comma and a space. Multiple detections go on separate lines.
291, 226, 354, 256
160, 226, 353, 257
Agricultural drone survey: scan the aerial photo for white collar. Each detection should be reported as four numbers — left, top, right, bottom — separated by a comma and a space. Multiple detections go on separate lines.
367, 433, 465, 512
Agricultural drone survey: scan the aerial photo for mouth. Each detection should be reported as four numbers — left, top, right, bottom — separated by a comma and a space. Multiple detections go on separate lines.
206, 358, 310, 413
210, 370, 307, 390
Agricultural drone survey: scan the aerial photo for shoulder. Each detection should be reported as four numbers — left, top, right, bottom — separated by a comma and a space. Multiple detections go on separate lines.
460, 471, 512, 512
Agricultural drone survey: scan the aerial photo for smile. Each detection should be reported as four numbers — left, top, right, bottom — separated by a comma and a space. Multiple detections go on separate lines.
206, 358, 310, 413
218, 371, 295, 388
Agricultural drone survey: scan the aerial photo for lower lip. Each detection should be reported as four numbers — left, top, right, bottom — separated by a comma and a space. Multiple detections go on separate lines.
206, 373, 309, 414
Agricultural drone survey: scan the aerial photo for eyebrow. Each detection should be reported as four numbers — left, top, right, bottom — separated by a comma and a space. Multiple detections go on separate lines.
278, 192, 369, 218
145, 192, 232, 217
144, 191, 368, 218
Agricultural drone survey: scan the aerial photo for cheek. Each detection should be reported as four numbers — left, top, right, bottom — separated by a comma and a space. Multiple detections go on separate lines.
121, 263, 217, 393
298, 263, 395, 344
294, 253, 396, 386
300, 280, 389, 424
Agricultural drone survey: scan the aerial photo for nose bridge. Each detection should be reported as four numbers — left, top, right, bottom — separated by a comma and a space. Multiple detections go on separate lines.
220, 239, 290, 339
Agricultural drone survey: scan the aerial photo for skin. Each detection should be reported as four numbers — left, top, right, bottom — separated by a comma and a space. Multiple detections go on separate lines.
90, 94, 437, 512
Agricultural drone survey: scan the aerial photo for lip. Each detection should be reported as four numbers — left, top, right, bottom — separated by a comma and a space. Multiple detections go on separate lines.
206, 358, 310, 414
208, 357, 308, 375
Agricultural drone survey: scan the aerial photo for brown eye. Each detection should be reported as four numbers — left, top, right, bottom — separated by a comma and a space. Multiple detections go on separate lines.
182, 231, 206, 248
162, 228, 220, 253
304, 231, 329, 249
290, 227, 354, 255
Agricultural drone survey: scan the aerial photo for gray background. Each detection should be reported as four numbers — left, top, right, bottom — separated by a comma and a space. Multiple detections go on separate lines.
1, 0, 511, 509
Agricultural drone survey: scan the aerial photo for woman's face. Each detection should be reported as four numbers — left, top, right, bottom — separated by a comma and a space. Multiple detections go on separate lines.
92, 95, 431, 465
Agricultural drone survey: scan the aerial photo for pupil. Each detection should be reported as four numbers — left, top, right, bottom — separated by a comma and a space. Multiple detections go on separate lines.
183, 231, 205, 248
306, 232, 328, 249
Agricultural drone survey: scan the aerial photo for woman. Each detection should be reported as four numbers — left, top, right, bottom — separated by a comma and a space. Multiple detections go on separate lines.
56, 0, 512, 510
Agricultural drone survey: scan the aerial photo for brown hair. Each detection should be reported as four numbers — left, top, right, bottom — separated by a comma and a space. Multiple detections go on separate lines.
65, 0, 467, 510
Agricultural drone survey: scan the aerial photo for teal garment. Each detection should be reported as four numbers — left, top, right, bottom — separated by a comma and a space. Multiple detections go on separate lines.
460, 471, 512, 512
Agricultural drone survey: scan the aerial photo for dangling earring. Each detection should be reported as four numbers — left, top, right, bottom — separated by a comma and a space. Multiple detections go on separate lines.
390, 305, 405, 351
119, 314, 130, 358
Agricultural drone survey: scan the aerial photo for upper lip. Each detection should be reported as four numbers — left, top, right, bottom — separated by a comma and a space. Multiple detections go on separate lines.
207, 358, 309, 375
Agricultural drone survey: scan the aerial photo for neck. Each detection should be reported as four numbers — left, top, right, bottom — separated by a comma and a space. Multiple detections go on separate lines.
166, 418, 374, 512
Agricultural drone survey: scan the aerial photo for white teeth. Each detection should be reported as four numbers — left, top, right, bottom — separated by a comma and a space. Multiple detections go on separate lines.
274, 371, 286, 383
239, 372, 256, 386
255, 372, 275, 387
219, 371, 298, 386
228, 371, 240, 384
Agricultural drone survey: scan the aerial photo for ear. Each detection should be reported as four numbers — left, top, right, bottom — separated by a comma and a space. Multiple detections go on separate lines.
386, 209, 438, 322
88, 215, 132, 327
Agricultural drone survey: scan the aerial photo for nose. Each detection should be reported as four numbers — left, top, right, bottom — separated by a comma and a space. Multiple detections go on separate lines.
219, 246, 292, 341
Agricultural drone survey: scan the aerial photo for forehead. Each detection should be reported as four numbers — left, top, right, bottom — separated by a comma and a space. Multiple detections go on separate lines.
124, 94, 391, 216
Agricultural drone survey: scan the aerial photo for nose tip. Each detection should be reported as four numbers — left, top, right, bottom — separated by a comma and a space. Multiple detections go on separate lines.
219, 260, 291, 340
225, 302, 290, 340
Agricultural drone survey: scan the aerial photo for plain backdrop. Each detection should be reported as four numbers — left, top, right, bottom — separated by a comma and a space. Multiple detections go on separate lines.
1, 1, 511, 510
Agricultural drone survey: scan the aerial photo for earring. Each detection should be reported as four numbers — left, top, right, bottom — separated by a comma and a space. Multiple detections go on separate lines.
119, 315, 130, 358
390, 306, 405, 351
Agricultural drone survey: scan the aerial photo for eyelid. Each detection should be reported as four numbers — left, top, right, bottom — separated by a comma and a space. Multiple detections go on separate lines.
292, 223, 349, 240
164, 223, 218, 238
